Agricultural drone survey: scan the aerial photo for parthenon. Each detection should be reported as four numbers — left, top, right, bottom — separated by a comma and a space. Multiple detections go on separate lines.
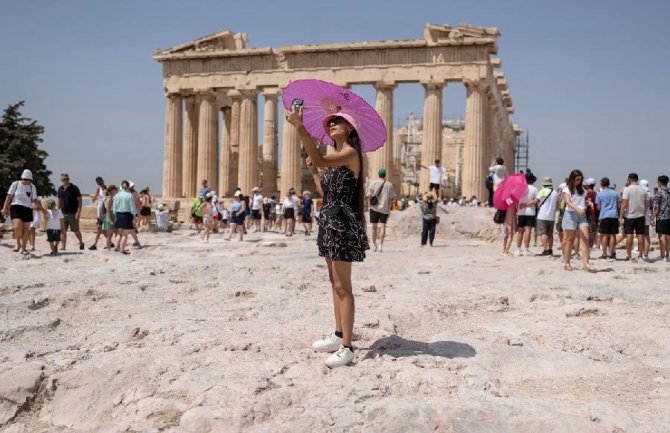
154, 23, 518, 201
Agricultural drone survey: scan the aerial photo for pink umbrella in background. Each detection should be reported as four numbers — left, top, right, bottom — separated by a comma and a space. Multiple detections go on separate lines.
493, 173, 528, 210
281, 79, 387, 153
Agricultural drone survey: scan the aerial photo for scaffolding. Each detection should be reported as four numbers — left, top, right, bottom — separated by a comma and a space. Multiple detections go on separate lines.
515, 129, 529, 173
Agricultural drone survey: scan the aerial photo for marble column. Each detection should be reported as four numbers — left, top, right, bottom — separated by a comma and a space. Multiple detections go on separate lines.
196, 92, 218, 193
463, 79, 487, 200
262, 90, 279, 194
372, 81, 395, 186
182, 96, 199, 198
219, 107, 232, 196
237, 89, 258, 194
227, 90, 241, 194
162, 94, 183, 199
419, 81, 444, 193
280, 117, 301, 197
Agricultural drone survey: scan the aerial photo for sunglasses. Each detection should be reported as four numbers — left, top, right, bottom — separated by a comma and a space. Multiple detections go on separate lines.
327, 117, 346, 127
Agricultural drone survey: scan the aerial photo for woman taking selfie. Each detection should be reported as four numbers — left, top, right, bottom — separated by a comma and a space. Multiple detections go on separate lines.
285, 107, 369, 368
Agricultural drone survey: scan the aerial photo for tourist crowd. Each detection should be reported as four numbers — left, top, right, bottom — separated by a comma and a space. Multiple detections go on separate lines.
488, 159, 670, 270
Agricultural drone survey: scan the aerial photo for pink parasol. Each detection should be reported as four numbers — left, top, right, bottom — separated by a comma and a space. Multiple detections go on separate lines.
493, 173, 528, 210
281, 79, 387, 153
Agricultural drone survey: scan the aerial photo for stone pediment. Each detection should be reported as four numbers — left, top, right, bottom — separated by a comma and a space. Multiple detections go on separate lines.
156, 30, 248, 55
424, 23, 499, 49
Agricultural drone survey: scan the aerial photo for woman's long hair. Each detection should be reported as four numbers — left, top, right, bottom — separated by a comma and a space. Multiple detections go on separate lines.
346, 129, 366, 225
567, 169, 584, 195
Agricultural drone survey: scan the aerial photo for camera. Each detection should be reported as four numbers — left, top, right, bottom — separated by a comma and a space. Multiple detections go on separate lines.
292, 98, 304, 111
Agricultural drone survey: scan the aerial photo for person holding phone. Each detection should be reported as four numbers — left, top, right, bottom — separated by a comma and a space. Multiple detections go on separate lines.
285, 102, 369, 368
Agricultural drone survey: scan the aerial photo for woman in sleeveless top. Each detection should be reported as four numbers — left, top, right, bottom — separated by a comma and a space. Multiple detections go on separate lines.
286, 108, 369, 368
226, 192, 246, 241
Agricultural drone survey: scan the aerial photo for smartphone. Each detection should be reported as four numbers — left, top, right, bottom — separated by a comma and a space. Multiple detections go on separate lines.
292, 98, 304, 111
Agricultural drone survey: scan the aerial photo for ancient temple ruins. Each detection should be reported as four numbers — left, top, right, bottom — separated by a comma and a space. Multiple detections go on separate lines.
154, 23, 519, 200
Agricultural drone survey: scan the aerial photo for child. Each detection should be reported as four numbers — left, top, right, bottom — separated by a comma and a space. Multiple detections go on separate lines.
29, 197, 42, 251
43, 199, 64, 256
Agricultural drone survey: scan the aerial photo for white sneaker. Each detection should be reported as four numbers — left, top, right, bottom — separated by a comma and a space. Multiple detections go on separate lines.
312, 333, 342, 352
524, 248, 531, 256
378, 244, 383, 252
513, 249, 521, 257
372, 243, 378, 252
325, 345, 355, 368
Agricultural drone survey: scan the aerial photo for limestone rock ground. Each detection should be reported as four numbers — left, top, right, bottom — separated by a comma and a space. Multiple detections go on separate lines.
0, 207, 668, 432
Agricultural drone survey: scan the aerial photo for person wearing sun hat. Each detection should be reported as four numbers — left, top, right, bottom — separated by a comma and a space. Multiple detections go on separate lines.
535, 176, 559, 256
2, 169, 43, 255
367, 167, 395, 252
226, 190, 246, 241
286, 106, 370, 369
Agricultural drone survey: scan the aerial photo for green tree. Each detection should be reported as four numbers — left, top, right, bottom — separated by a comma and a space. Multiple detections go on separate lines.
0, 101, 55, 196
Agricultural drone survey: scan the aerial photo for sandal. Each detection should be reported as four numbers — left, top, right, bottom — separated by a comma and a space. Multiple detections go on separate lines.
564, 263, 573, 271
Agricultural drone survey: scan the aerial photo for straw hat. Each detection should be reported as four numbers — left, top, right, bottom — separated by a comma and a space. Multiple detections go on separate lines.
542, 177, 553, 187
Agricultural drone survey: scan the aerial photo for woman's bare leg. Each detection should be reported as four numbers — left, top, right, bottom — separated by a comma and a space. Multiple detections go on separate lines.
329, 259, 354, 347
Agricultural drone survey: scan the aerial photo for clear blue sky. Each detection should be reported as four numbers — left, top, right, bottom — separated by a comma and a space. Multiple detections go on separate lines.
2, 0, 669, 194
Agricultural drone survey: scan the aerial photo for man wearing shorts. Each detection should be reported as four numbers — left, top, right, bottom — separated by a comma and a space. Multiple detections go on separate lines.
596, 177, 620, 261
620, 172, 648, 261
367, 168, 395, 252
651, 175, 670, 262
251, 187, 263, 232
535, 177, 559, 256
422, 159, 445, 197
57, 173, 84, 250
514, 172, 538, 256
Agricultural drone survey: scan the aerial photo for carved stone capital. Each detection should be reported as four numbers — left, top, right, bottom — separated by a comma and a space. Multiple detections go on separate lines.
374, 81, 396, 91
462, 78, 484, 90
420, 79, 444, 91
227, 89, 242, 100
261, 87, 281, 98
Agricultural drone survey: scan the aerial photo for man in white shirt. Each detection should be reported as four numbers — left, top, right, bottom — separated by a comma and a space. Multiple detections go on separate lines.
251, 187, 263, 232
515, 172, 539, 256
621, 172, 649, 261
535, 177, 559, 256
422, 159, 445, 198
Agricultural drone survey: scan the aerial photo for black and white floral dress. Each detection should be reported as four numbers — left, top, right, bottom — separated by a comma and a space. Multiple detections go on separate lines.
317, 166, 369, 262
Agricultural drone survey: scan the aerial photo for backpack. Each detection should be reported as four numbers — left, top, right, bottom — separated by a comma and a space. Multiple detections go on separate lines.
485, 173, 494, 190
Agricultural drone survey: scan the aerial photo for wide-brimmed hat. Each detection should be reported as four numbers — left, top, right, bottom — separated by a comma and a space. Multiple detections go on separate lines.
234, 191, 242, 197
322, 112, 358, 136
21, 169, 33, 180
158, 204, 165, 211
640, 179, 649, 188
252, 186, 260, 192
585, 178, 596, 186
542, 177, 553, 187
128, 181, 136, 189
